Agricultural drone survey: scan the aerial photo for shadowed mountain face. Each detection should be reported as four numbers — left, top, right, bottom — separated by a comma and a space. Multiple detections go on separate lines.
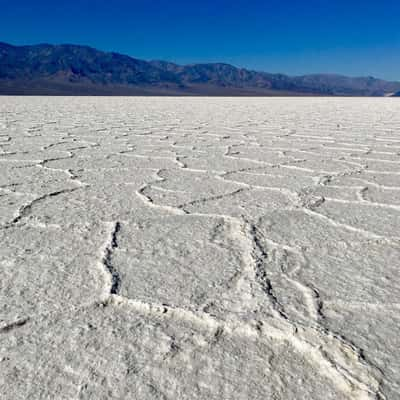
1, 42, 399, 96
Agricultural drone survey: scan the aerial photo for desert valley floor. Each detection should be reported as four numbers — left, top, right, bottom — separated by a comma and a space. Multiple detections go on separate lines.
0, 97, 399, 399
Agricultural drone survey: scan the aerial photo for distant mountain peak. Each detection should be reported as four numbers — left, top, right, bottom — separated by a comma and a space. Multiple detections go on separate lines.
1, 42, 399, 96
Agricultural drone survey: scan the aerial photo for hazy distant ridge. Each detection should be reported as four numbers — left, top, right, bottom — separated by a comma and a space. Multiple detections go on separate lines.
1, 42, 399, 96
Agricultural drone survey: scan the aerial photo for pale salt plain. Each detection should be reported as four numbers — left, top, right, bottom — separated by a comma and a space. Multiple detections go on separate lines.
0, 97, 399, 399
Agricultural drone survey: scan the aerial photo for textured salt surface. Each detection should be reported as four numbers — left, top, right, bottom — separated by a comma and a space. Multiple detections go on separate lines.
0, 97, 399, 399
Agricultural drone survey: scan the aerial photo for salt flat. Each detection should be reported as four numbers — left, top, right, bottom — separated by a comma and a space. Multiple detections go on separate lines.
0, 97, 399, 399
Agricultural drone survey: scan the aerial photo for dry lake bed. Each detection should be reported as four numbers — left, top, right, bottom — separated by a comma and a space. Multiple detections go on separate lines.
0, 97, 399, 399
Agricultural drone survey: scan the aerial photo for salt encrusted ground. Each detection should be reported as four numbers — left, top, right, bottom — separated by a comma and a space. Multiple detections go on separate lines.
0, 97, 399, 399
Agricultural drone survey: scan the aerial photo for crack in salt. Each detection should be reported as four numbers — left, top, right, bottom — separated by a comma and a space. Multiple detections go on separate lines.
100, 221, 122, 295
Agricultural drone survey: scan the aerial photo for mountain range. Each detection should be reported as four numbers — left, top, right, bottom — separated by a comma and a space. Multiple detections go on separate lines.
1, 42, 399, 96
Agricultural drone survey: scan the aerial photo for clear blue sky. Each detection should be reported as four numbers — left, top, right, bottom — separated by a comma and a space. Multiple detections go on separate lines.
1, 0, 399, 80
